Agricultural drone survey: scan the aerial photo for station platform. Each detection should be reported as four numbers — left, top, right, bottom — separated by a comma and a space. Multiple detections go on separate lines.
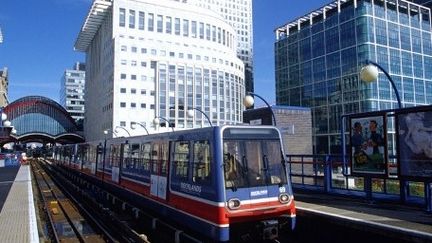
0, 165, 39, 243
294, 190, 432, 243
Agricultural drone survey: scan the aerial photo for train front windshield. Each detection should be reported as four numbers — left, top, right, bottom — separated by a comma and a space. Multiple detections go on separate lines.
223, 128, 288, 189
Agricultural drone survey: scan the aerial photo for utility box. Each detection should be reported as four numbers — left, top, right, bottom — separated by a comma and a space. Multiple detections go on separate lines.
243, 106, 312, 155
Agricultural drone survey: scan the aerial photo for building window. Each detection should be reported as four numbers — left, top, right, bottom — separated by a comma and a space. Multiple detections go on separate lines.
141, 48, 147, 54
129, 10, 135, 28
120, 73, 126, 79
120, 102, 126, 107
139, 11, 145, 30
150, 91, 155, 96
131, 88, 136, 94
131, 103, 136, 108
192, 21, 197, 38
150, 104, 155, 109
121, 45, 127, 51
157, 15, 163, 33
175, 18, 180, 35
119, 8, 125, 27
141, 61, 147, 67
183, 19, 189, 37
199, 22, 204, 39
120, 121, 126, 126
141, 103, 146, 108
166, 16, 172, 34
148, 13, 154, 31
131, 60, 137, 66
131, 75, 137, 80
131, 46, 137, 53
121, 59, 127, 65
120, 88, 126, 93
206, 24, 210, 40
141, 89, 146, 95
141, 75, 147, 81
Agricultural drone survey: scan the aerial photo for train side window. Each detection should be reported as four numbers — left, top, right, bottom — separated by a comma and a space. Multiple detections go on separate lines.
160, 142, 169, 176
128, 143, 140, 170
173, 141, 189, 180
192, 140, 211, 184
110, 144, 121, 167
151, 143, 159, 174
122, 143, 131, 169
141, 143, 151, 171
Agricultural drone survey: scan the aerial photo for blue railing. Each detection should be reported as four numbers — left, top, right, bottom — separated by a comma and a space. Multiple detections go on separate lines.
286, 154, 432, 212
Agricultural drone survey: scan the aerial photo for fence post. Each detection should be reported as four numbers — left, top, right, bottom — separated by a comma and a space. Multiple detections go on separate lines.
425, 182, 431, 213
324, 155, 331, 193
400, 178, 407, 203
365, 175, 373, 202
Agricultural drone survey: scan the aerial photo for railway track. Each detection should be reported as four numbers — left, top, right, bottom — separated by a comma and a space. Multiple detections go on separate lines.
32, 159, 106, 242
33, 158, 203, 243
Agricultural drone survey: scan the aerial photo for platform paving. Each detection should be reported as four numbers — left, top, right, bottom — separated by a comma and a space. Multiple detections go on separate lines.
0, 165, 39, 243
295, 191, 432, 242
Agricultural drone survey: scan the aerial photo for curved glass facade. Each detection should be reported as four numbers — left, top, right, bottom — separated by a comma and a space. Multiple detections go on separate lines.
4, 96, 80, 137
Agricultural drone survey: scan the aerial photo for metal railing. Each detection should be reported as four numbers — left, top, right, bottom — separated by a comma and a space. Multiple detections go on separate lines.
286, 154, 432, 212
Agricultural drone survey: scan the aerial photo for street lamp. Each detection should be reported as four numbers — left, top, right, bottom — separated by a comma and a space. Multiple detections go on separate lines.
1, 112, 6, 122
153, 116, 174, 132
115, 126, 131, 137
360, 60, 402, 109
3, 120, 11, 127
243, 92, 277, 126
131, 121, 149, 135
103, 129, 117, 137
187, 107, 213, 127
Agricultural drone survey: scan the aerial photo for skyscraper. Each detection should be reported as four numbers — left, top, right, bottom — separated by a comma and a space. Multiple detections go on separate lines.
191, 0, 254, 94
60, 62, 86, 124
75, 0, 245, 140
275, 0, 432, 153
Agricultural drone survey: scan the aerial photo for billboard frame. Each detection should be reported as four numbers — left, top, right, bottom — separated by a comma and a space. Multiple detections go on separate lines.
395, 105, 432, 182
348, 112, 388, 178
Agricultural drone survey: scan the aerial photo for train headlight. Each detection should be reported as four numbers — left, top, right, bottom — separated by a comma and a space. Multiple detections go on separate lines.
279, 193, 291, 204
227, 198, 241, 210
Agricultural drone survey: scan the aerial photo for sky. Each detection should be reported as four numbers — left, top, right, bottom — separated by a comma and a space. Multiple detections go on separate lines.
0, 0, 329, 106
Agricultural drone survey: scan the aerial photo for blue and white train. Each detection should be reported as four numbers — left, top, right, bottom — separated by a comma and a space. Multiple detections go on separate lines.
52, 125, 296, 242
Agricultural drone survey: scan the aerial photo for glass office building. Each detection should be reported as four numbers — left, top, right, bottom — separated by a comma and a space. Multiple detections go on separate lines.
275, 0, 432, 153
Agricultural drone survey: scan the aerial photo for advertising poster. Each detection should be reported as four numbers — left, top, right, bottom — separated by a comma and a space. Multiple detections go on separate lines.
397, 109, 432, 180
350, 115, 387, 175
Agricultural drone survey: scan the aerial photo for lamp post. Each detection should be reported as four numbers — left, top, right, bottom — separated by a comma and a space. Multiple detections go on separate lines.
153, 116, 174, 132
115, 126, 131, 137
104, 129, 117, 137
131, 121, 149, 135
187, 107, 213, 127
360, 60, 402, 109
243, 92, 277, 126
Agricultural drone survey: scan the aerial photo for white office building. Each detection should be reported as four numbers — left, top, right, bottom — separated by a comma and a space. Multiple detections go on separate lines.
191, 0, 254, 93
75, 0, 245, 140
60, 62, 86, 123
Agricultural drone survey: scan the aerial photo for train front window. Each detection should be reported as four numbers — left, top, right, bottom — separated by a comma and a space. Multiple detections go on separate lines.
223, 140, 287, 189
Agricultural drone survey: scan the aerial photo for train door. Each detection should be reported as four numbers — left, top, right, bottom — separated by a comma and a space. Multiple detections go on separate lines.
150, 141, 169, 200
